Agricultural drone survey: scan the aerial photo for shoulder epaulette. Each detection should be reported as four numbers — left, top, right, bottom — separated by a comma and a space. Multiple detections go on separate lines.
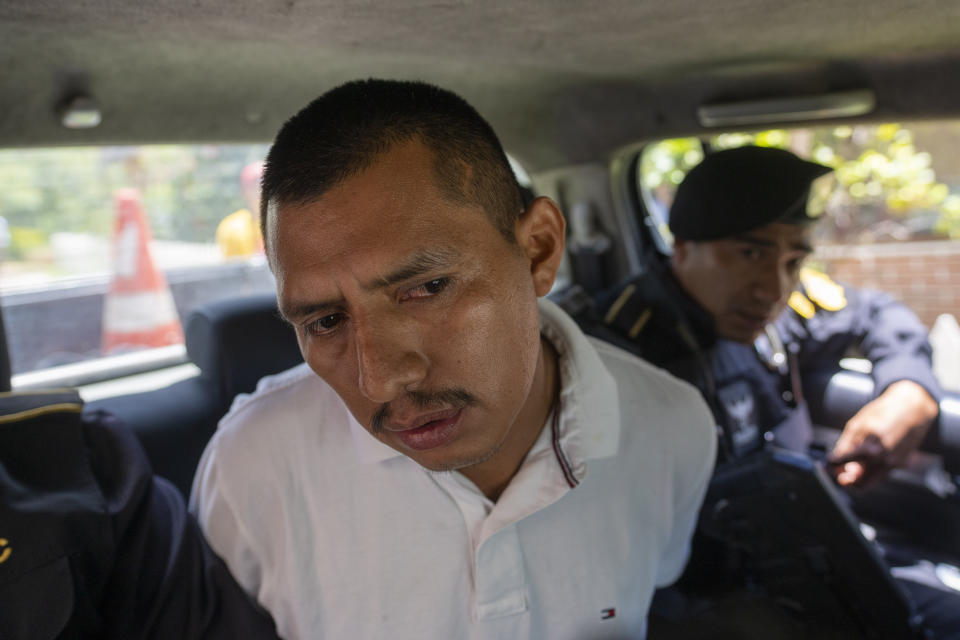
604, 283, 653, 339
798, 268, 847, 312
788, 291, 816, 319
0, 389, 83, 424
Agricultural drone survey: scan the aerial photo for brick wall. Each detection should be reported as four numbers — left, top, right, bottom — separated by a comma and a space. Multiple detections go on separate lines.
815, 241, 960, 328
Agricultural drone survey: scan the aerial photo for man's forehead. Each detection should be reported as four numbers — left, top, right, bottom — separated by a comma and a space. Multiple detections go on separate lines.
728, 222, 812, 249
265, 137, 507, 285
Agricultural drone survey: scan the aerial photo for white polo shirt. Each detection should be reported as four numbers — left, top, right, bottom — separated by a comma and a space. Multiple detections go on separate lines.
191, 298, 716, 639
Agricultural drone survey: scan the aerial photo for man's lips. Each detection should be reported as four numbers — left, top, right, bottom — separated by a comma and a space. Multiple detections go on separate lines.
386, 407, 462, 432
385, 408, 465, 451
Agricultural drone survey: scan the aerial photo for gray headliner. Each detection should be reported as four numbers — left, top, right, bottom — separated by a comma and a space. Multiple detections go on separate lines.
3, 0, 960, 170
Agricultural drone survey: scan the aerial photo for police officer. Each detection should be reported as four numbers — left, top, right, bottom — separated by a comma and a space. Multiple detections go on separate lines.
602, 145, 941, 479
598, 145, 960, 636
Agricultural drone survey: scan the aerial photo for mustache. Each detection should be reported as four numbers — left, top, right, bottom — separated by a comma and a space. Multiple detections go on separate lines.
371, 388, 477, 435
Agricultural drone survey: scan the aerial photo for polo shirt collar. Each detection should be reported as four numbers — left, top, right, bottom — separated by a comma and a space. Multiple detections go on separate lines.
347, 296, 621, 466
538, 296, 621, 469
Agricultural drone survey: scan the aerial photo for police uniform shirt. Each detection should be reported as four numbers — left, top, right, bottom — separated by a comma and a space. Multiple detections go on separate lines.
598, 257, 775, 459
776, 269, 942, 406
598, 259, 943, 459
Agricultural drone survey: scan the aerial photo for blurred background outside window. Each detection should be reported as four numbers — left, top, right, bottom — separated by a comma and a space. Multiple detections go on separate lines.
0, 144, 274, 379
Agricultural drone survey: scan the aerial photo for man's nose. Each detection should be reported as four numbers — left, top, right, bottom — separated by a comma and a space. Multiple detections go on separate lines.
354, 317, 428, 404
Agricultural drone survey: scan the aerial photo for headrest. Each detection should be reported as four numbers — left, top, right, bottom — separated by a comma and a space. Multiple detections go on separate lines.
185, 293, 303, 407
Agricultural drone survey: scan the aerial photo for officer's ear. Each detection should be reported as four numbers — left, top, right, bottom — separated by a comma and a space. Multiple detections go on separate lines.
671, 238, 710, 286
671, 238, 692, 271
515, 196, 566, 297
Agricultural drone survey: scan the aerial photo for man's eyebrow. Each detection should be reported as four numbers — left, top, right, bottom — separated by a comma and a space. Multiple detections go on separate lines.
364, 247, 462, 291
732, 234, 813, 254
278, 247, 461, 324
279, 297, 344, 325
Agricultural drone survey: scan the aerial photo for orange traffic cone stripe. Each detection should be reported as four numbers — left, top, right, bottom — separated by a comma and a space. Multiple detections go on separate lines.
102, 188, 185, 354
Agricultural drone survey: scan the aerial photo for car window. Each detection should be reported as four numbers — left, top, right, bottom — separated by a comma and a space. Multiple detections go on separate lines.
1, 144, 535, 389
637, 123, 960, 334
1, 144, 275, 385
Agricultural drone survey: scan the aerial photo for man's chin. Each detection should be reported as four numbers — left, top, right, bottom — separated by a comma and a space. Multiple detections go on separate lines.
719, 312, 775, 344
718, 324, 764, 345
410, 443, 501, 475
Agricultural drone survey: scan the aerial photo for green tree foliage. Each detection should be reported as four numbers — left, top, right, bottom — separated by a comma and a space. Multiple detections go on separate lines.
641, 122, 960, 244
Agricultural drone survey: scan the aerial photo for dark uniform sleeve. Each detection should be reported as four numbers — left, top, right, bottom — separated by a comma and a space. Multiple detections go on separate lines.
86, 410, 282, 640
0, 394, 282, 640
777, 271, 942, 404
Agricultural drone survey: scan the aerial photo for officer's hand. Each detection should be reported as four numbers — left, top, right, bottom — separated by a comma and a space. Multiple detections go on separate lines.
828, 380, 939, 488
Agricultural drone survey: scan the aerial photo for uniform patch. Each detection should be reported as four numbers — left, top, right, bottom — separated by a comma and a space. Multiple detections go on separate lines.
716, 380, 761, 457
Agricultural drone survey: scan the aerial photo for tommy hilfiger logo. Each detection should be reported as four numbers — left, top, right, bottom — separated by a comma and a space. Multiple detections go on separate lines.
601, 608, 616, 620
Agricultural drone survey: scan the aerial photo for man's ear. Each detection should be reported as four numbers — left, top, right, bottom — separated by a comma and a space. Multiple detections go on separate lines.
515, 196, 566, 297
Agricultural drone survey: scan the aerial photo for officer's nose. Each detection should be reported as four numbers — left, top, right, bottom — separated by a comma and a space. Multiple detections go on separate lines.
753, 266, 789, 305
354, 314, 428, 404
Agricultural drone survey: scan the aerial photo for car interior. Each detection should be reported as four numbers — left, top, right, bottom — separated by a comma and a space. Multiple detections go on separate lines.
3, 1, 960, 636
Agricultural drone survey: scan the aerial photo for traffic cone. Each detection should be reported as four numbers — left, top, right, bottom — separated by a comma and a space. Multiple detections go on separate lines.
102, 188, 184, 354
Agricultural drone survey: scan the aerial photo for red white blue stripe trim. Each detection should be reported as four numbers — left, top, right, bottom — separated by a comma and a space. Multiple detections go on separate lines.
550, 398, 578, 488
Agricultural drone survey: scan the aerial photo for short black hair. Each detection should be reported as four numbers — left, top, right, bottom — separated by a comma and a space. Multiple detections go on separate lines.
260, 79, 524, 250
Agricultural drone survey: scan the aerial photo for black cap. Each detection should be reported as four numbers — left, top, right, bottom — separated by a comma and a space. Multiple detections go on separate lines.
668, 146, 832, 241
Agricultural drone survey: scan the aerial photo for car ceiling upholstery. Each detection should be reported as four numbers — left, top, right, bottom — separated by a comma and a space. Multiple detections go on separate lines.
3, 0, 960, 170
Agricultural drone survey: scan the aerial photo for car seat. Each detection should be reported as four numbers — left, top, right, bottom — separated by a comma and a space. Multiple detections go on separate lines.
87, 293, 303, 496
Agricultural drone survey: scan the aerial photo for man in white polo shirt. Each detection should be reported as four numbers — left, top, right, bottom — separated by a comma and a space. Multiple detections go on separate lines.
190, 79, 716, 639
